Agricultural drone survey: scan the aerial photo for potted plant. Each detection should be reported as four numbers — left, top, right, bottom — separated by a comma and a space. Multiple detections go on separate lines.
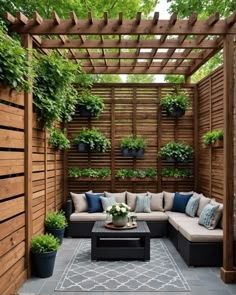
120, 135, 146, 158
158, 142, 193, 162
77, 89, 104, 118
45, 211, 68, 244
134, 135, 146, 158
106, 203, 131, 227
202, 129, 223, 148
31, 233, 59, 278
160, 91, 189, 117
115, 168, 157, 180
73, 128, 111, 152
48, 128, 70, 150
161, 168, 192, 180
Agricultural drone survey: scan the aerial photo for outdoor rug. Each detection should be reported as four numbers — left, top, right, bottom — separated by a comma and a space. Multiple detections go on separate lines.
55, 239, 190, 292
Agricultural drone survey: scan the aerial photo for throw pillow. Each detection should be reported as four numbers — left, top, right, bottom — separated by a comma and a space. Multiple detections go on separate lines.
163, 191, 175, 211
104, 191, 126, 203
180, 191, 194, 195
100, 196, 116, 211
198, 203, 220, 229
172, 192, 193, 213
148, 191, 164, 211
197, 195, 211, 217
210, 199, 223, 228
70, 190, 92, 213
135, 195, 152, 213
85, 192, 104, 213
185, 196, 200, 217
127, 192, 147, 211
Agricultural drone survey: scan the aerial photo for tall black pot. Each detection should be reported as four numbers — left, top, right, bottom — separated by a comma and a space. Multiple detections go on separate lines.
167, 107, 185, 117
31, 251, 57, 278
46, 228, 65, 245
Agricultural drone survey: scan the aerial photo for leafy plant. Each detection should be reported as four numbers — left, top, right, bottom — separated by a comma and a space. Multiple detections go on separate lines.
145, 168, 158, 178
77, 89, 104, 117
115, 168, 157, 179
160, 92, 189, 113
120, 135, 146, 150
69, 167, 111, 178
48, 128, 70, 150
158, 142, 193, 162
202, 129, 223, 145
31, 233, 59, 253
45, 211, 68, 229
0, 26, 33, 91
73, 128, 111, 152
161, 168, 192, 178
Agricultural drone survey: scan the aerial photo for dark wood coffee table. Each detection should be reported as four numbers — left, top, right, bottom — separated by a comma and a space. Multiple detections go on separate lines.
91, 221, 150, 261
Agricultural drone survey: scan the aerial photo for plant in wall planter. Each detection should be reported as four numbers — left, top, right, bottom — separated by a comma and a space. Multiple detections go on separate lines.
69, 167, 111, 179
160, 91, 189, 117
158, 142, 193, 162
115, 168, 157, 180
31, 233, 59, 278
73, 128, 111, 152
120, 135, 146, 158
48, 128, 70, 150
202, 129, 223, 148
45, 211, 68, 244
161, 168, 192, 180
77, 89, 104, 118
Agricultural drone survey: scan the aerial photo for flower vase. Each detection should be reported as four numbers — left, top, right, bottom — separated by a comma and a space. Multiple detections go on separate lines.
112, 216, 128, 227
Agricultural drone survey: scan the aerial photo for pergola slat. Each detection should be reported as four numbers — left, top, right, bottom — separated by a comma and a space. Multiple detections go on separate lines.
17, 12, 28, 25
33, 11, 43, 25
52, 11, 60, 25
70, 11, 78, 25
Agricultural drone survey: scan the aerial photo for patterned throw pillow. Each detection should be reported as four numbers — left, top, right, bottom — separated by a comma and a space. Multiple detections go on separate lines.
210, 200, 223, 228
135, 195, 152, 213
185, 196, 200, 217
100, 196, 116, 211
198, 204, 220, 229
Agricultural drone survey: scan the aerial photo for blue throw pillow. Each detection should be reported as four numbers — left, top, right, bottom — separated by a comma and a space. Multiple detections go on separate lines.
100, 196, 116, 211
198, 203, 220, 229
185, 196, 200, 217
172, 192, 193, 213
85, 192, 104, 213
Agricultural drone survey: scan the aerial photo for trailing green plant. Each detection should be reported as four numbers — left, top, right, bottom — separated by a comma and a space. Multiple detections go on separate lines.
115, 168, 157, 179
48, 128, 70, 150
45, 211, 68, 229
33, 51, 81, 127
202, 129, 223, 145
0, 26, 33, 92
158, 142, 193, 162
160, 91, 189, 113
161, 168, 192, 178
69, 167, 111, 178
77, 89, 104, 117
31, 233, 59, 253
145, 168, 158, 178
120, 135, 146, 150
73, 128, 111, 152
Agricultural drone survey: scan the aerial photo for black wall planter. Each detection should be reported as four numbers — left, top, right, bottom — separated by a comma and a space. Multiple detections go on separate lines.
167, 107, 185, 117
78, 142, 89, 152
31, 251, 57, 278
46, 228, 65, 245
78, 105, 94, 118
135, 148, 144, 158
121, 148, 144, 158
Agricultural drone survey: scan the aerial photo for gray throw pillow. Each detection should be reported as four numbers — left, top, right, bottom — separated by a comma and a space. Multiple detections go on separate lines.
135, 195, 152, 213
127, 192, 147, 211
185, 196, 200, 217
100, 196, 116, 211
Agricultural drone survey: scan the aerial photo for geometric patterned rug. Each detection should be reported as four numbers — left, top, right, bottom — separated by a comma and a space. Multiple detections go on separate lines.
55, 239, 191, 292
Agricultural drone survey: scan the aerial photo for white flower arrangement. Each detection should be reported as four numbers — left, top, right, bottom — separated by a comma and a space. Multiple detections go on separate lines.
106, 203, 130, 217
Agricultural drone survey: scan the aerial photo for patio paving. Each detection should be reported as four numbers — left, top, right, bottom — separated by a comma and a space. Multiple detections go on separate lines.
18, 238, 236, 295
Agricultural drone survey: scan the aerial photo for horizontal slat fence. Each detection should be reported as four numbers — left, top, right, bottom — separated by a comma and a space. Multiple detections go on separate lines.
197, 67, 224, 202
67, 84, 194, 195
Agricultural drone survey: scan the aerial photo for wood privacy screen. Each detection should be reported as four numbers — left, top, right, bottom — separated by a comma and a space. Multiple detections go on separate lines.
197, 66, 224, 202
67, 84, 194, 195
0, 84, 64, 295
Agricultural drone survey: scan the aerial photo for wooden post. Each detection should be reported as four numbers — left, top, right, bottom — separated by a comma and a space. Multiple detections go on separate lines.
193, 85, 198, 192
63, 123, 68, 202
21, 34, 33, 277
209, 78, 212, 197
111, 87, 115, 191
157, 87, 161, 192
220, 35, 236, 283
44, 128, 48, 214
133, 87, 137, 192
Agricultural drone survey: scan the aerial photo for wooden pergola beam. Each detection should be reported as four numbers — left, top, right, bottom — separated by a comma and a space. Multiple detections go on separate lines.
17, 12, 28, 25
33, 11, 43, 25
136, 12, 142, 25
52, 11, 60, 25
70, 11, 78, 25
104, 12, 108, 25
152, 12, 159, 25
226, 10, 236, 26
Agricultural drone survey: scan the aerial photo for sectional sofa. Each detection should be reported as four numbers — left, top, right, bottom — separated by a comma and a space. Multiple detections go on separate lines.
64, 191, 223, 267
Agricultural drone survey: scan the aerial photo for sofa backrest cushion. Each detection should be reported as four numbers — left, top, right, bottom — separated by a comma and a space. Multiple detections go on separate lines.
197, 195, 211, 217
172, 192, 193, 213
148, 192, 164, 211
163, 191, 175, 211
70, 190, 92, 213
198, 203, 220, 229
85, 192, 104, 213
127, 192, 147, 211
104, 191, 126, 203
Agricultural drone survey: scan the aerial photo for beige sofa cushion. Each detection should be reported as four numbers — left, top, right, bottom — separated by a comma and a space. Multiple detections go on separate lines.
104, 191, 126, 204
178, 221, 223, 242
70, 212, 106, 221
163, 191, 175, 211
166, 211, 199, 230
70, 191, 92, 213
210, 199, 223, 228
197, 195, 211, 217
134, 211, 168, 221
148, 192, 164, 211
126, 192, 147, 211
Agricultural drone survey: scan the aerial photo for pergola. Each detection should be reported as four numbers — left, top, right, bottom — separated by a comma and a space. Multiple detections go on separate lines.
5, 10, 236, 283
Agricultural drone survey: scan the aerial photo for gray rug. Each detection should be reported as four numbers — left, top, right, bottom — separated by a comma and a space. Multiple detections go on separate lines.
55, 239, 190, 292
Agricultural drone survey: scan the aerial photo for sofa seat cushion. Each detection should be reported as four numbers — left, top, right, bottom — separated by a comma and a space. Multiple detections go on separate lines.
178, 221, 223, 242
166, 212, 198, 230
70, 212, 106, 221
134, 211, 168, 221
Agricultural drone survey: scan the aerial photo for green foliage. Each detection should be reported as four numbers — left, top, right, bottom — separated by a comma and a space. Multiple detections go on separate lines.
158, 142, 193, 162
160, 92, 189, 113
73, 128, 111, 152
33, 51, 80, 127
77, 89, 104, 117
116, 168, 157, 179
69, 167, 111, 178
97, 75, 123, 83
161, 168, 192, 178
106, 203, 130, 217
202, 129, 223, 145
31, 233, 59, 253
48, 128, 70, 150
126, 74, 156, 83
45, 211, 68, 229
0, 26, 33, 91
164, 75, 185, 84
120, 135, 146, 150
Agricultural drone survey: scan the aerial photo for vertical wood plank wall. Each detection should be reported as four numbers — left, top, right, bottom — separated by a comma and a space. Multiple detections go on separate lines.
0, 84, 64, 295
67, 84, 194, 195
197, 66, 224, 202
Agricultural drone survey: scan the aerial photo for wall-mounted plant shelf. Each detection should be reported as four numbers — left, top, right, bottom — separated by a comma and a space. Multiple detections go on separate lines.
161, 177, 193, 182
211, 140, 223, 148
69, 177, 111, 182
116, 177, 157, 182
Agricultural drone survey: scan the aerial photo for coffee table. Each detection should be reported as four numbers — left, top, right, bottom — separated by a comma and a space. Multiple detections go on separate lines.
91, 221, 150, 261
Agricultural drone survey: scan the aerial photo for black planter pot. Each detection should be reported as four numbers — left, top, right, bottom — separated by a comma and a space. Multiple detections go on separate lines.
78, 105, 94, 118
135, 149, 144, 158
167, 107, 185, 117
46, 228, 65, 245
121, 148, 133, 157
31, 251, 57, 278
77, 142, 89, 152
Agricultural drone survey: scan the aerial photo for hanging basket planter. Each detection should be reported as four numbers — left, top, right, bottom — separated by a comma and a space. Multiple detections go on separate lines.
167, 106, 185, 117
78, 105, 94, 118
77, 142, 89, 152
